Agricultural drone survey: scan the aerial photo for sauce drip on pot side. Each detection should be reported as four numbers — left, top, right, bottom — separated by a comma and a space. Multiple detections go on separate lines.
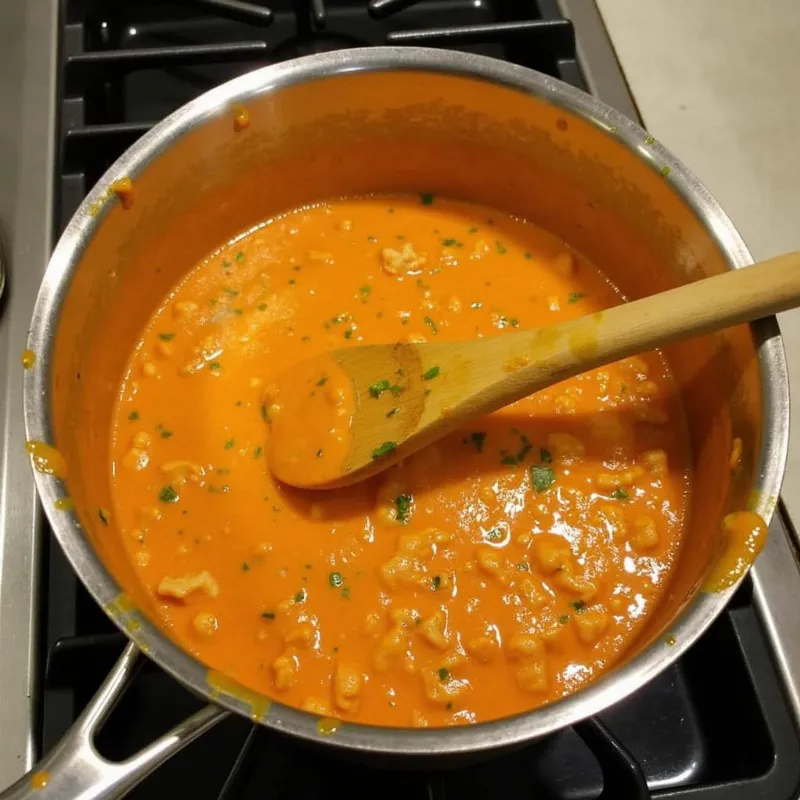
109, 195, 691, 727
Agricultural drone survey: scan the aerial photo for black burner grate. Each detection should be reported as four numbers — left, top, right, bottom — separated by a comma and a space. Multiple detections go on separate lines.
45, 2, 800, 798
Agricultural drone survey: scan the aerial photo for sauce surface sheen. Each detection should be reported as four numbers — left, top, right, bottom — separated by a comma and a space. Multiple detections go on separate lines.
110, 195, 690, 728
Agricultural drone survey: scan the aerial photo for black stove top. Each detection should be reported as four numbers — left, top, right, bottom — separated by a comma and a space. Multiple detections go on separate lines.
45, 2, 800, 798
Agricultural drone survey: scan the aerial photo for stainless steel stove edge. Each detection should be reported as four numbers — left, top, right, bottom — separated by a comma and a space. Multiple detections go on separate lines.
0, 0, 59, 787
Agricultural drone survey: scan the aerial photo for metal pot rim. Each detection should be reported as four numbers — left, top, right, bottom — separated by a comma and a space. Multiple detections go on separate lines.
23, 46, 789, 756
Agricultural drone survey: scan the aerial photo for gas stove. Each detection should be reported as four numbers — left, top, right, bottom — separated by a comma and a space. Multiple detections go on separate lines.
2, 2, 800, 798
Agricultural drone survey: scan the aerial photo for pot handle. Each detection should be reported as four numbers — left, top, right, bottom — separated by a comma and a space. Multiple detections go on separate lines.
0, 641, 228, 800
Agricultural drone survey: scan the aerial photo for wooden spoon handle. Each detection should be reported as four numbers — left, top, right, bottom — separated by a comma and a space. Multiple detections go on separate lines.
445, 252, 800, 416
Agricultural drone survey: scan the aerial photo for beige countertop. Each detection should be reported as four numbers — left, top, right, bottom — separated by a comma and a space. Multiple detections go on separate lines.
597, 0, 800, 525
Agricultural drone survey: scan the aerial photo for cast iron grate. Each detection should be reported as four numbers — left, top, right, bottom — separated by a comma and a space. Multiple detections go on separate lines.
45, 2, 800, 798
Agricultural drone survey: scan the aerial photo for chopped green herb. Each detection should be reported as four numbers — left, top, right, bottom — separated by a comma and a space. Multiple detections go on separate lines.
441, 238, 463, 247
253, 446, 263, 459
531, 464, 556, 493
257, 303, 267, 311
524, 251, 532, 260
224, 439, 235, 450
329, 572, 344, 588
484, 526, 504, 542
496, 241, 507, 255
568, 292, 586, 303
540, 448, 553, 464
369, 379, 391, 398
437, 667, 450, 681
223, 287, 239, 296
359, 285, 372, 301
612, 487, 630, 501
158, 332, 175, 341
316, 375, 328, 387
500, 454, 518, 466
558, 614, 571, 625
222, 259, 231, 268
316, 448, 323, 458
420, 192, 434, 205
424, 316, 438, 335
422, 366, 440, 380
468, 226, 478, 233
469, 432, 487, 452
517, 562, 530, 571
445, 701, 453, 710
372, 441, 397, 460
341, 586, 351, 599
294, 589, 307, 603
128, 411, 140, 421
261, 611, 276, 620
395, 494, 412, 524
260, 404, 269, 422
620, 383, 628, 394
288, 279, 296, 286
209, 362, 222, 373
241, 562, 250, 572
235, 251, 245, 262
160, 429, 172, 439
159, 486, 178, 503
98, 508, 109, 526
386, 407, 400, 418
570, 600, 587, 613
431, 575, 442, 591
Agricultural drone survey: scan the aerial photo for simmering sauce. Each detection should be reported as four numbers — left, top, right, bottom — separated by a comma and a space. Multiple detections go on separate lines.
110, 195, 690, 727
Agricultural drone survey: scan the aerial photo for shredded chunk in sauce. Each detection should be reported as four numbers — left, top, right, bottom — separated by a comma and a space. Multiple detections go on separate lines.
110, 196, 691, 727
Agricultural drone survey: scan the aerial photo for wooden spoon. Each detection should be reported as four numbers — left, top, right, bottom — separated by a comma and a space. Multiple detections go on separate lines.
267, 252, 800, 489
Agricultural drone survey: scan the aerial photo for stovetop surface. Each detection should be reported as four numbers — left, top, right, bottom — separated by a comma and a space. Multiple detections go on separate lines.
40, 2, 800, 798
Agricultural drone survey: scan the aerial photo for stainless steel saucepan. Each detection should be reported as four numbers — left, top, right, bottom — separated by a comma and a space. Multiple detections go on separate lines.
2, 47, 788, 799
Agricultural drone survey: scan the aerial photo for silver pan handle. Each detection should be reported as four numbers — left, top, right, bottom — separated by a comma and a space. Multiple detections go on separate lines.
0, 642, 228, 800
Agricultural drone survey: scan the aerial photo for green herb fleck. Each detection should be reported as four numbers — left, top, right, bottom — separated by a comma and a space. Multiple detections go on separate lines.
568, 292, 585, 303
329, 572, 344, 588
209, 362, 222, 373
386, 407, 399, 418
531, 464, 556, 493
446, 702, 453, 710
470, 432, 487, 453
524, 251, 532, 260
441, 238, 463, 247
159, 486, 178, 503
468, 226, 478, 233
159, 332, 175, 341
369, 379, 391, 398
420, 192, 434, 205
485, 526, 504, 542
261, 611, 276, 620
98, 508, 109, 526
359, 285, 372, 301
224, 439, 235, 450
437, 667, 450, 681
288, 279, 296, 286
257, 303, 267, 311
316, 375, 328, 387
395, 494, 412, 524
235, 251, 245, 262
612, 487, 630, 501
223, 287, 239, 297
260, 404, 269, 422
517, 562, 530, 571
372, 441, 397, 460
496, 241, 507, 255
128, 411, 140, 421
342, 586, 351, 599
558, 614, 571, 625
254, 446, 263, 459
660, 165, 671, 177
540, 448, 553, 464
431, 575, 442, 591
241, 562, 250, 572
422, 366, 440, 380
294, 589, 307, 603
570, 600, 587, 613
424, 316, 438, 335
316, 449, 323, 458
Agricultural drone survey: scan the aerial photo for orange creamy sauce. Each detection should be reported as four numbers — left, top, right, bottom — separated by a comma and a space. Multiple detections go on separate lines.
110, 195, 690, 728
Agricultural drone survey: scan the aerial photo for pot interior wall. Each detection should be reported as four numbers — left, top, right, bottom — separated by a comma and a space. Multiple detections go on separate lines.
51, 68, 761, 662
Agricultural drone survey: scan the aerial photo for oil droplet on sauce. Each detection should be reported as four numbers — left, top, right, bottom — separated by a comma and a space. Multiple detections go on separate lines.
207, 670, 271, 722
54, 497, 75, 511
703, 510, 768, 592
25, 440, 68, 479
21, 349, 37, 369
30, 771, 50, 790
317, 717, 342, 736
